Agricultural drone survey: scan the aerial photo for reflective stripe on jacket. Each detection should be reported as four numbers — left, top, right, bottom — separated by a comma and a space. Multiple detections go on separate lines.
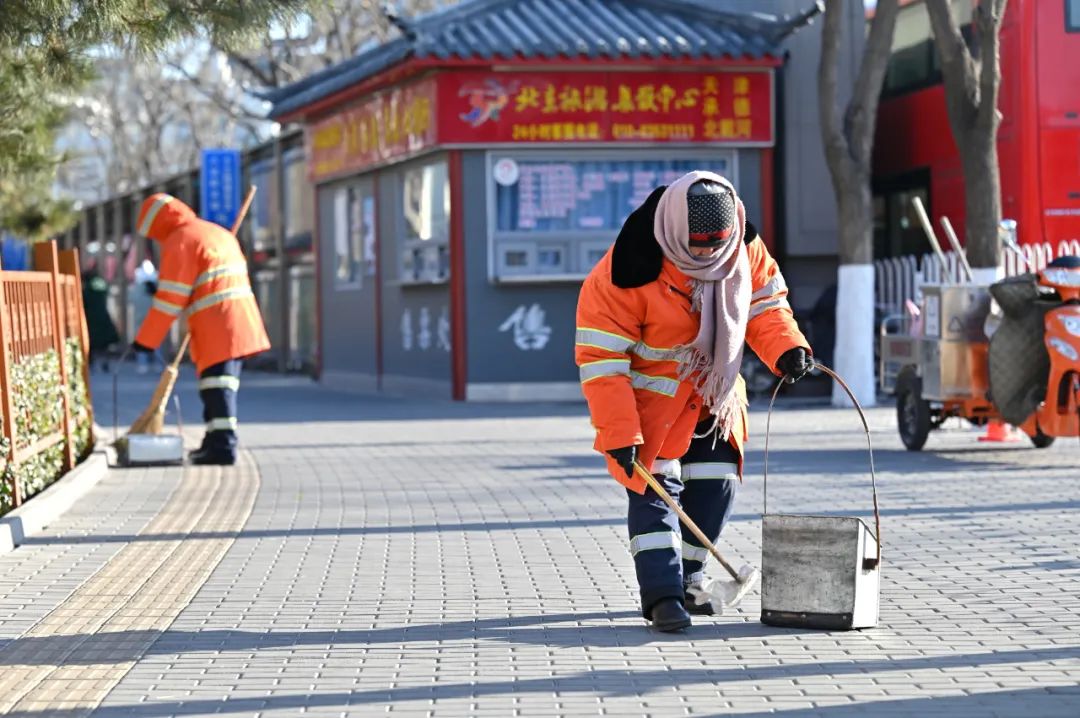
134, 194, 271, 372
575, 234, 807, 494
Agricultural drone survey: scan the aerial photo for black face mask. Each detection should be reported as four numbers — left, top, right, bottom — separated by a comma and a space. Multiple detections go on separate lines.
687, 181, 736, 248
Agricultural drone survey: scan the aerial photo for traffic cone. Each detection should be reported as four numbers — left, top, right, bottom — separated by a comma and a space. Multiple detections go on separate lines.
978, 420, 1019, 442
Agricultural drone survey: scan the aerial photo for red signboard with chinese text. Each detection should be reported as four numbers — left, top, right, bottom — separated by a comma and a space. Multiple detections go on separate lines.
436, 70, 772, 146
306, 78, 437, 182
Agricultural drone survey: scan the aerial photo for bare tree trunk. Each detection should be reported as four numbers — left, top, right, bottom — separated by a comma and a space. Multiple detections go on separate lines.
925, 0, 1008, 269
817, 0, 900, 406
960, 132, 1001, 270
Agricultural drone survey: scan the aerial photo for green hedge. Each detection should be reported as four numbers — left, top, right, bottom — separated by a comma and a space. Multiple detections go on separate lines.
0, 337, 94, 515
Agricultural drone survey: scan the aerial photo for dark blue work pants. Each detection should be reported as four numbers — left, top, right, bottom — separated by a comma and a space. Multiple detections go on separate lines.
198, 359, 242, 457
627, 422, 740, 616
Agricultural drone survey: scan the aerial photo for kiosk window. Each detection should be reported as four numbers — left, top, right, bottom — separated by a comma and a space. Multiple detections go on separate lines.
332, 182, 374, 289
399, 159, 451, 284
491, 155, 733, 279
247, 161, 273, 253
283, 149, 313, 247
404, 162, 449, 242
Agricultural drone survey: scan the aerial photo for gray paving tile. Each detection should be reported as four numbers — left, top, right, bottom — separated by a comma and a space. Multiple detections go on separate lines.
2, 369, 1077, 717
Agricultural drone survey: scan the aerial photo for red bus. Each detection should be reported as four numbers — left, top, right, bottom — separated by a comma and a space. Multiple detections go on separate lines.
873, 0, 1080, 257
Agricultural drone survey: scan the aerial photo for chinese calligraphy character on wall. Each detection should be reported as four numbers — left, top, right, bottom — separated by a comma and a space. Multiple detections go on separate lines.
499, 304, 552, 350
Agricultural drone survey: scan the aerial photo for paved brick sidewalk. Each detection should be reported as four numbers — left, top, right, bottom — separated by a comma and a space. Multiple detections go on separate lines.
0, 365, 1076, 716
1, 458, 258, 715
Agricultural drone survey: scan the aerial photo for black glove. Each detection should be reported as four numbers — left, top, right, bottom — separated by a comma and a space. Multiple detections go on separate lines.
776, 347, 813, 384
606, 445, 638, 479
131, 341, 153, 354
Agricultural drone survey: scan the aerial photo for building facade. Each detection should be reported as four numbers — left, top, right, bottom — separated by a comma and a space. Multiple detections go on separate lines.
54, 0, 865, 394
267, 0, 862, 400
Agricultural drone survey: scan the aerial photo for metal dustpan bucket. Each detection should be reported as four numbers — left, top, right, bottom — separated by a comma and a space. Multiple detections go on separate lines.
759, 364, 883, 631
761, 514, 880, 630
120, 433, 185, 466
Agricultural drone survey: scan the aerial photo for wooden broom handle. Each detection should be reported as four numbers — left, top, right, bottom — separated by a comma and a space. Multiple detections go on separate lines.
169, 334, 190, 371
171, 185, 257, 368
230, 185, 257, 236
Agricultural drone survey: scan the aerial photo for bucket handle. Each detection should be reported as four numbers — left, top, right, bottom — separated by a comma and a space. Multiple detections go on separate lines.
763, 362, 881, 569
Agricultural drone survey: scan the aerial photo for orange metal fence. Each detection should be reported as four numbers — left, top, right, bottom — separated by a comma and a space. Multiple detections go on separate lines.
0, 241, 93, 507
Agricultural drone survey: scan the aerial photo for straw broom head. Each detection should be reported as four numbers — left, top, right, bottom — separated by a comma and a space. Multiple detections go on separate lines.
127, 333, 190, 435
128, 364, 179, 435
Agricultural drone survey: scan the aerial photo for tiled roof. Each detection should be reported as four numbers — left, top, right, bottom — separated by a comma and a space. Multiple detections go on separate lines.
268, 0, 818, 119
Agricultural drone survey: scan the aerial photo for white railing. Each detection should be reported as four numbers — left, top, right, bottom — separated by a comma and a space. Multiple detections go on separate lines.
874, 240, 1079, 318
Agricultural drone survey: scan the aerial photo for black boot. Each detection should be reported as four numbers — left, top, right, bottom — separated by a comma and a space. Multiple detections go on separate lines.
188, 447, 236, 466
684, 579, 717, 616
683, 591, 716, 616
648, 598, 691, 632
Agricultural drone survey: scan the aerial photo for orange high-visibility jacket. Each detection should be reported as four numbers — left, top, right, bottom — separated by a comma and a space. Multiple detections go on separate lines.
134, 194, 270, 373
575, 187, 809, 494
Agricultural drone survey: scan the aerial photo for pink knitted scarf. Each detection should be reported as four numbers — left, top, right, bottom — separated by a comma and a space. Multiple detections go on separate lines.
653, 171, 751, 440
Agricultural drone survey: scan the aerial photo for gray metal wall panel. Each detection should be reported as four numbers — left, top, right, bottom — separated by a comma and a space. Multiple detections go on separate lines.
377, 159, 453, 390
738, 150, 763, 231
461, 151, 579, 383
318, 180, 379, 377
461, 148, 763, 384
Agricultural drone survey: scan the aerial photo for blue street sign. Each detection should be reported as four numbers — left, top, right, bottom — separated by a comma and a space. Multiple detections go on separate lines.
200, 149, 242, 230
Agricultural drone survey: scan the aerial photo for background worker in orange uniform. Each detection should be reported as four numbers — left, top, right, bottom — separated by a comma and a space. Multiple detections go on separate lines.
131, 193, 270, 465
575, 171, 811, 632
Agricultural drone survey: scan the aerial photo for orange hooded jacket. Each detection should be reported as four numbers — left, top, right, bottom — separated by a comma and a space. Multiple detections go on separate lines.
134, 194, 271, 373
575, 186, 809, 494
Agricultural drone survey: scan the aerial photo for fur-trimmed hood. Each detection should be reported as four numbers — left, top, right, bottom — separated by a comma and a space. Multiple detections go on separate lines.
611, 185, 759, 289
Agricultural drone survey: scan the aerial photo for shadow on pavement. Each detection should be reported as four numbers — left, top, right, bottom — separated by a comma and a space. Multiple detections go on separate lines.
0, 610, 739, 668
5, 645, 1077, 717
21, 515, 628, 545
23, 490, 1079, 548
743, 446, 1037, 477
715, 687, 1080, 718
6, 611, 1074, 667
496, 447, 1037, 481
91, 366, 592, 427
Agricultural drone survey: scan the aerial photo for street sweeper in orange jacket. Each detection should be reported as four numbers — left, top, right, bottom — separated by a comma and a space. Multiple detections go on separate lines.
575, 171, 811, 631
132, 193, 270, 465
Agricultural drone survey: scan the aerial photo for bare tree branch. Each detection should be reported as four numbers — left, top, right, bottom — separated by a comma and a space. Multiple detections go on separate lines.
165, 59, 267, 122
818, 0, 900, 266
925, 0, 1009, 267
846, 0, 900, 167
816, 0, 846, 172
224, 49, 276, 88
925, 0, 978, 125
56, 1, 461, 203
975, 0, 1006, 129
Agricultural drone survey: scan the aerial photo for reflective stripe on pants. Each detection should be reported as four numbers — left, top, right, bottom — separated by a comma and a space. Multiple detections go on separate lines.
199, 358, 242, 456
678, 422, 739, 582
626, 420, 739, 617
